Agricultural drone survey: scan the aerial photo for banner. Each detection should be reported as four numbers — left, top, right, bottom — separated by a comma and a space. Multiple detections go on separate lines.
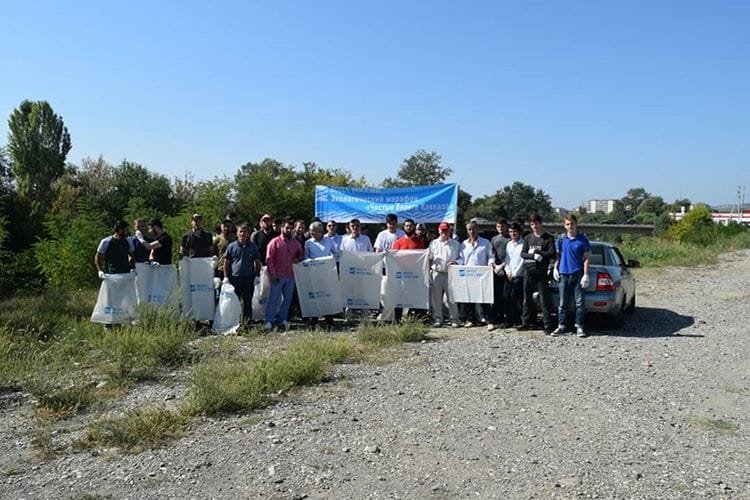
448, 265, 494, 304
339, 251, 384, 310
135, 263, 178, 307
315, 184, 458, 224
383, 250, 430, 309
293, 256, 343, 317
179, 257, 216, 321
91, 272, 138, 324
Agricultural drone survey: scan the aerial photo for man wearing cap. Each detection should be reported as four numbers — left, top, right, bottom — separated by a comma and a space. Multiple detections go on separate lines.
251, 214, 278, 267
428, 222, 461, 327
180, 213, 214, 259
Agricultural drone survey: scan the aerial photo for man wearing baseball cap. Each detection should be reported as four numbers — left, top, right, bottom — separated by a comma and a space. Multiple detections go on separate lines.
251, 214, 278, 266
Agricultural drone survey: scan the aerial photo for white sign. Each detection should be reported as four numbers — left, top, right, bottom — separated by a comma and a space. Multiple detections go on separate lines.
293, 256, 343, 317
448, 265, 494, 304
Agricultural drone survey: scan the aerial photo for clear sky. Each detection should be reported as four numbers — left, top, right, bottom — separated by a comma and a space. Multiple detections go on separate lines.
1, 0, 748, 209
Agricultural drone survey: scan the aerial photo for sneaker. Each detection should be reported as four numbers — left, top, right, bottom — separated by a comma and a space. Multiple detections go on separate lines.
516, 324, 532, 331
479, 317, 488, 325
576, 325, 587, 338
263, 322, 273, 330
543, 327, 554, 335
450, 321, 460, 328
486, 323, 496, 332
432, 321, 443, 328
550, 326, 565, 337
464, 321, 474, 328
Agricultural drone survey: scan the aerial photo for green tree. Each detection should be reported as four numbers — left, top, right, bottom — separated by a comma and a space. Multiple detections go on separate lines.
107, 160, 174, 219
7, 100, 71, 214
668, 204, 716, 245
382, 149, 451, 187
473, 182, 553, 223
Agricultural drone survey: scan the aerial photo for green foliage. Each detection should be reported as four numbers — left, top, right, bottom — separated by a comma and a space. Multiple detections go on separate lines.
667, 204, 717, 245
35, 198, 109, 288
188, 335, 355, 415
382, 149, 451, 187
356, 318, 429, 346
107, 160, 174, 219
6, 100, 71, 215
473, 181, 553, 223
80, 406, 189, 453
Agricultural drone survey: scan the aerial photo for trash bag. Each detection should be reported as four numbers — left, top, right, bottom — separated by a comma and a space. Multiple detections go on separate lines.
91, 272, 138, 324
212, 283, 241, 335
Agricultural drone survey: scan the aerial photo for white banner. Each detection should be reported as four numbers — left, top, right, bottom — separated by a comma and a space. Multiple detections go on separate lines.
212, 283, 241, 335
383, 250, 429, 309
293, 256, 343, 317
135, 263, 178, 307
91, 272, 138, 324
339, 251, 384, 310
179, 257, 216, 321
448, 265, 494, 304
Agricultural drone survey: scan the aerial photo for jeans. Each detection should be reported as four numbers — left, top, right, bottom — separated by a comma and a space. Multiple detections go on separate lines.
504, 276, 524, 326
266, 276, 295, 325
522, 269, 553, 329
558, 271, 585, 328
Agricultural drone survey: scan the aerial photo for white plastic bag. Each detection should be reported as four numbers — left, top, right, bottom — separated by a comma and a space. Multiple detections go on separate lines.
91, 272, 138, 324
252, 266, 272, 321
212, 283, 241, 335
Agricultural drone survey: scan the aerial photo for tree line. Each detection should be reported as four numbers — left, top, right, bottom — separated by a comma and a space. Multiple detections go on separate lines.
0, 99, 696, 294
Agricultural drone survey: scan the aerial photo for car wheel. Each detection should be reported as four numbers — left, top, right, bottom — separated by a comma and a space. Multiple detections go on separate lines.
625, 293, 636, 313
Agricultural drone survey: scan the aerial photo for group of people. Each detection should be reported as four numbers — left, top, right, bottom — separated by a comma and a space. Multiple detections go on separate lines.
94, 210, 592, 337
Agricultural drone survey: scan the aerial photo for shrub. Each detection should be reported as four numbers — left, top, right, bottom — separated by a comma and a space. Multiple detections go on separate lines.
667, 204, 717, 245
79, 406, 189, 453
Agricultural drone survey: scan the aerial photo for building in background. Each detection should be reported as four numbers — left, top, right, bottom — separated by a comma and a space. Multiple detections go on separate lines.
588, 199, 616, 214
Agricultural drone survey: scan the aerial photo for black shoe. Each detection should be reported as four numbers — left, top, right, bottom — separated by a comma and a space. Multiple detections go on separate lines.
543, 327, 554, 335
516, 324, 532, 331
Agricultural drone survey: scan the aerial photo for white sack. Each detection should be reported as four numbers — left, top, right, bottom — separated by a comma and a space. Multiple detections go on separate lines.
252, 266, 273, 321
91, 272, 138, 324
179, 257, 215, 321
339, 251, 384, 310
383, 250, 430, 309
212, 283, 242, 335
135, 263, 178, 307
293, 256, 343, 318
448, 265, 494, 304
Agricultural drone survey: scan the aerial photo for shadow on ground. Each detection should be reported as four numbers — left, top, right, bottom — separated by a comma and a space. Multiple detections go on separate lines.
590, 307, 698, 338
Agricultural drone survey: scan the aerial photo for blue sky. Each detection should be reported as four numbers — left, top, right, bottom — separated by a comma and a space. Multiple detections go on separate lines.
1, 0, 748, 209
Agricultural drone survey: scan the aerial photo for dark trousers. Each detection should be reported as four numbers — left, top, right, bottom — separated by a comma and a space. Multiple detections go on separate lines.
522, 269, 553, 329
229, 276, 254, 321
460, 303, 488, 323
504, 276, 524, 326
490, 274, 506, 324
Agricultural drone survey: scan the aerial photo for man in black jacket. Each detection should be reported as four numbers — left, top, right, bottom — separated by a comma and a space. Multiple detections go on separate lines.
518, 213, 556, 334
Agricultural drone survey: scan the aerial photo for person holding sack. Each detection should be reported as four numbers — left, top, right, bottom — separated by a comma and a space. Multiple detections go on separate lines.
223, 223, 262, 324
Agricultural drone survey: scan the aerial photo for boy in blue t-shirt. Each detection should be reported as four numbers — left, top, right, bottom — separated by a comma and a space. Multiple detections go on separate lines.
552, 214, 590, 337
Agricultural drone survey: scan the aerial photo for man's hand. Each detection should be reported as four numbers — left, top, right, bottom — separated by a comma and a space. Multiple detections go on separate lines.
98, 271, 105, 279
553, 268, 560, 281
580, 274, 590, 288
222, 277, 229, 285
533, 253, 543, 262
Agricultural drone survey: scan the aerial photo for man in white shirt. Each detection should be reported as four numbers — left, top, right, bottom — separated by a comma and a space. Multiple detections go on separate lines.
373, 213, 404, 322
339, 218, 373, 321
503, 222, 525, 328
457, 220, 494, 327
428, 222, 461, 327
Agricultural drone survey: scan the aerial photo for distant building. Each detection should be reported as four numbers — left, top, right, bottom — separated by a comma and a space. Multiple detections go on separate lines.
553, 207, 569, 217
669, 204, 750, 226
588, 199, 616, 214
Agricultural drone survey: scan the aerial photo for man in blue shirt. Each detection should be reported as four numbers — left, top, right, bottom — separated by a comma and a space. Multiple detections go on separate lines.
552, 213, 591, 338
223, 223, 262, 323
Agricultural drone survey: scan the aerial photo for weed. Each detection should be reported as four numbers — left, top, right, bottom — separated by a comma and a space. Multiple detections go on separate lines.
356, 318, 428, 347
79, 406, 190, 453
30, 421, 56, 459
691, 417, 739, 434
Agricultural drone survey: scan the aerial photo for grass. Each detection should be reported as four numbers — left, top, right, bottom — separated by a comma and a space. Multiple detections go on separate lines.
690, 417, 740, 434
356, 317, 429, 347
79, 406, 190, 453
617, 232, 750, 268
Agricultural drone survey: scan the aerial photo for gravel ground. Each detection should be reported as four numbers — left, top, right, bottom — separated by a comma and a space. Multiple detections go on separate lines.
2, 250, 750, 499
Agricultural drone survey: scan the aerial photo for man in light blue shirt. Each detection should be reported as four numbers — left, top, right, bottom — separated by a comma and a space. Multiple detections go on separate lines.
457, 220, 494, 327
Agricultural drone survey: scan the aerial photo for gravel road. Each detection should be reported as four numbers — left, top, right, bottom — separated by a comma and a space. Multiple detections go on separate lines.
2, 250, 749, 499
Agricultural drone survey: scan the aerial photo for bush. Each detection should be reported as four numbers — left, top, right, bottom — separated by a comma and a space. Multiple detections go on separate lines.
667, 204, 717, 245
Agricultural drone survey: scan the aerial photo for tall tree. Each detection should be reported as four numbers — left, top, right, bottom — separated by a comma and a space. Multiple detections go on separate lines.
382, 149, 452, 187
7, 100, 71, 214
473, 182, 553, 223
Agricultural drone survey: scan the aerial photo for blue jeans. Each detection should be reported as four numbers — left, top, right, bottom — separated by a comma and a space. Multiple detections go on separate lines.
266, 276, 295, 325
558, 271, 585, 328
